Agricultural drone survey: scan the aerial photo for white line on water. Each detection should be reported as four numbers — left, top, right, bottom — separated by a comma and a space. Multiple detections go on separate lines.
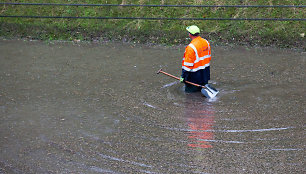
90, 166, 119, 174
162, 81, 178, 88
162, 126, 295, 133
218, 127, 295, 133
198, 139, 245, 144
143, 102, 157, 109
270, 148, 304, 151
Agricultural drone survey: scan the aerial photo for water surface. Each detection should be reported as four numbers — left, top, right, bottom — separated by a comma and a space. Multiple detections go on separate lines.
0, 39, 305, 173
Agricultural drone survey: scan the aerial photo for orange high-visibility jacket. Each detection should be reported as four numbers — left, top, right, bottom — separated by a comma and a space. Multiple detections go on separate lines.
182, 36, 211, 72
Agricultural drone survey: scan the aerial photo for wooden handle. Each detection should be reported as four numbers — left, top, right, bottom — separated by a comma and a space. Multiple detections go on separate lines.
157, 69, 205, 88
157, 69, 180, 80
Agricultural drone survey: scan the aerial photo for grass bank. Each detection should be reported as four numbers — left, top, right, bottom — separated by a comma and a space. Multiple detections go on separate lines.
0, 0, 305, 49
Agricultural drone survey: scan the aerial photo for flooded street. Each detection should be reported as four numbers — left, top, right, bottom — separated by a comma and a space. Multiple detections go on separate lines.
0, 39, 305, 173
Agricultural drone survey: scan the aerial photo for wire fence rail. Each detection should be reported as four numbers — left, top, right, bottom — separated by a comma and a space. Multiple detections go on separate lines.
0, 15, 305, 21
1, 3, 305, 21
0, 2, 305, 8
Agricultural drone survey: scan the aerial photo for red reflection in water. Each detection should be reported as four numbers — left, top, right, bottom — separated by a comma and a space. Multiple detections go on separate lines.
186, 105, 215, 148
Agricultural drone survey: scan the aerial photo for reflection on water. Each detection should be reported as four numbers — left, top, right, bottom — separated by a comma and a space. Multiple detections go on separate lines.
184, 97, 215, 148
187, 114, 214, 148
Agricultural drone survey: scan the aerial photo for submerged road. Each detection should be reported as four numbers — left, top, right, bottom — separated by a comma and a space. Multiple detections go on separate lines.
0, 39, 305, 173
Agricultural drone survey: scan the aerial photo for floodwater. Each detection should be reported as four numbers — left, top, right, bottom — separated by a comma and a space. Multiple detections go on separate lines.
0, 39, 305, 174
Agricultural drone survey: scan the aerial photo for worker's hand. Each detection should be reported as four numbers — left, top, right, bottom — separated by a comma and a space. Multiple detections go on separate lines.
180, 76, 184, 83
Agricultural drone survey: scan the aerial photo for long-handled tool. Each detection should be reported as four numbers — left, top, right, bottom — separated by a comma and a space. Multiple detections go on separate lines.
157, 69, 219, 98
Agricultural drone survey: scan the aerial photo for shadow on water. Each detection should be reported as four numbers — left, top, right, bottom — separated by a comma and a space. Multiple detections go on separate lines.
0, 39, 305, 173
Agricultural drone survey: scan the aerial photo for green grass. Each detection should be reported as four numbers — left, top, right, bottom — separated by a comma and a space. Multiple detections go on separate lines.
0, 0, 305, 49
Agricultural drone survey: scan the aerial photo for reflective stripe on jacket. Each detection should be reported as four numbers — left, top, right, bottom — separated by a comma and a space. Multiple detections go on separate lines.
182, 36, 211, 72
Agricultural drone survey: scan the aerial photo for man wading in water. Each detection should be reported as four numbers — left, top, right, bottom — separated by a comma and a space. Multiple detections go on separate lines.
180, 25, 212, 93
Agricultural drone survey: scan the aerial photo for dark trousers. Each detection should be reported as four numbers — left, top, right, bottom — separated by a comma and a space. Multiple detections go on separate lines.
182, 67, 210, 93
184, 84, 202, 93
